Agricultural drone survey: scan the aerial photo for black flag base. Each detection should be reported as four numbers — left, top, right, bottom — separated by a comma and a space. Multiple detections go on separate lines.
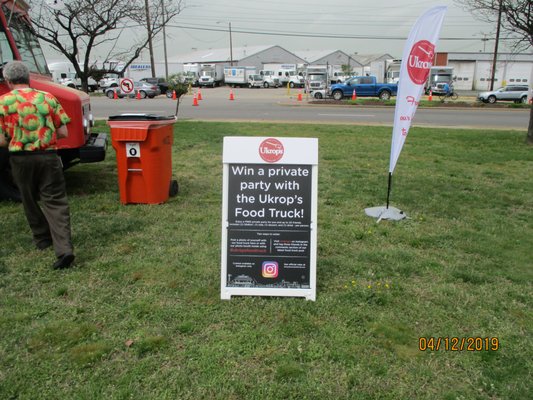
365, 206, 408, 223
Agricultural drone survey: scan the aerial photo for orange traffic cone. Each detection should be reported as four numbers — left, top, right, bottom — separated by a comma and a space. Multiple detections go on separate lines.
297, 90, 303, 101
428, 89, 433, 101
192, 93, 199, 106
172, 90, 177, 100
198, 88, 203, 100
229, 90, 235, 101
136, 90, 141, 100
351, 89, 357, 101
113, 90, 118, 100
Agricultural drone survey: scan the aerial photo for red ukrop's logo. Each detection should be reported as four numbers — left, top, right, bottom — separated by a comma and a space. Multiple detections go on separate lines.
407, 40, 435, 85
259, 138, 284, 163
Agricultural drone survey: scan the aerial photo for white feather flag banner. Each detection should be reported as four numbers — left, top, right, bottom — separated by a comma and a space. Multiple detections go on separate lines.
389, 6, 447, 174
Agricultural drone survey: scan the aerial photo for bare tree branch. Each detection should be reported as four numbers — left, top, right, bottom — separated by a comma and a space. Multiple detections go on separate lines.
455, 0, 532, 144
455, 0, 532, 47
30, 0, 183, 92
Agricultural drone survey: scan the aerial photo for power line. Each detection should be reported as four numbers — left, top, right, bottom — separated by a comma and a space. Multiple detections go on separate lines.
181, 15, 485, 28
167, 23, 508, 41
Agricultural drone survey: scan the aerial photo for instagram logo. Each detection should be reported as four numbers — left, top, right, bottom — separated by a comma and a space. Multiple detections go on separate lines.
262, 261, 279, 278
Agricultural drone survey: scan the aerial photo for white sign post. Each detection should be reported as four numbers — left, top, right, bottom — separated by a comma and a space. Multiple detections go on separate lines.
221, 137, 318, 301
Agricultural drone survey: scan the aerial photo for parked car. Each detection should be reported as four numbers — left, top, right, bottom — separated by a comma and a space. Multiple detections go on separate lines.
477, 85, 529, 104
105, 81, 161, 99
140, 77, 169, 94
310, 89, 328, 99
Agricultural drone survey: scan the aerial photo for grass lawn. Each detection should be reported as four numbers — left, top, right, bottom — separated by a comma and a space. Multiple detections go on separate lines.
1, 121, 531, 399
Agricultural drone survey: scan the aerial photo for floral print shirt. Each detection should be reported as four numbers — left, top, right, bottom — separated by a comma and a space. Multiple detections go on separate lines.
0, 88, 71, 152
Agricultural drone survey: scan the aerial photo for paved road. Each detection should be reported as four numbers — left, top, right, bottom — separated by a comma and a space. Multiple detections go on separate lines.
91, 87, 530, 130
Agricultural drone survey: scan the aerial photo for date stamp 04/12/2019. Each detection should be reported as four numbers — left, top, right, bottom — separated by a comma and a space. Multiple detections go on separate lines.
419, 337, 500, 352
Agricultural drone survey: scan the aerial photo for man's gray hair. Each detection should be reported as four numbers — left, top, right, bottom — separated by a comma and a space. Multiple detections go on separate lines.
3, 61, 30, 84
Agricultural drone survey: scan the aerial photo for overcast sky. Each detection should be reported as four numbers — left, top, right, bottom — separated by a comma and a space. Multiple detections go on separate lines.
44, 0, 505, 62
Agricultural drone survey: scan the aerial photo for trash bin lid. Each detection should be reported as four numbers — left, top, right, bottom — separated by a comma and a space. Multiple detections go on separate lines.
108, 113, 176, 121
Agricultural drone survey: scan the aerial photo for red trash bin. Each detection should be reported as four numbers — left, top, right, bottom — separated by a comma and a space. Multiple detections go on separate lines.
108, 114, 177, 204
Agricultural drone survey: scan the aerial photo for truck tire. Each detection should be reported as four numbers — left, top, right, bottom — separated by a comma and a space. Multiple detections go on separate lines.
521, 96, 527, 104
263, 82, 270, 88
379, 90, 391, 101
332, 90, 343, 101
314, 92, 323, 99
487, 95, 497, 104
289, 82, 295, 88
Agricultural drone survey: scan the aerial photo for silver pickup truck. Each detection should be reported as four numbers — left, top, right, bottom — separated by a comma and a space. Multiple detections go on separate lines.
477, 85, 530, 104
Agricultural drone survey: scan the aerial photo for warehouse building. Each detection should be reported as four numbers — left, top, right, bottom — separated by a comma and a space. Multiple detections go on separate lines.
295, 50, 363, 74
170, 45, 305, 71
442, 52, 533, 91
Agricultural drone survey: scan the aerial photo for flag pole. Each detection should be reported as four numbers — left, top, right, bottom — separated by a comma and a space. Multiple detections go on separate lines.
386, 172, 392, 209
364, 5, 447, 222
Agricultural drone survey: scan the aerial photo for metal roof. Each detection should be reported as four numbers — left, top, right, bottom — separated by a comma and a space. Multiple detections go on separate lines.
352, 53, 396, 66
294, 49, 363, 66
169, 45, 277, 63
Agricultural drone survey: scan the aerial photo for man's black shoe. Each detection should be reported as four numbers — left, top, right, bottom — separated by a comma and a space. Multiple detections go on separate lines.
53, 253, 75, 270
36, 240, 53, 250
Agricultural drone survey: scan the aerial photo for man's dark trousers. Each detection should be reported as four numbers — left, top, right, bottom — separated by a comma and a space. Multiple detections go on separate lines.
10, 152, 73, 257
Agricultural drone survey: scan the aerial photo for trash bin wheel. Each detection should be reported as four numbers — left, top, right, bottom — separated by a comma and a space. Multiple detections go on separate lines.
169, 179, 179, 197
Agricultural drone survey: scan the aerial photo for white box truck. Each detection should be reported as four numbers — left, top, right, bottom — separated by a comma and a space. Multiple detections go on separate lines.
48, 61, 98, 92
224, 66, 256, 87
198, 64, 224, 87
183, 63, 200, 86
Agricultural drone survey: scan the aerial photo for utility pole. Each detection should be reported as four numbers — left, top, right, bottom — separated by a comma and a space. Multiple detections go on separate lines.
145, 0, 156, 78
161, 0, 168, 79
490, 0, 502, 91
229, 22, 234, 66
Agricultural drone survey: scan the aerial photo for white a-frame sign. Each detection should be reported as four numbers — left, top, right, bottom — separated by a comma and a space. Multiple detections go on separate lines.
221, 137, 318, 301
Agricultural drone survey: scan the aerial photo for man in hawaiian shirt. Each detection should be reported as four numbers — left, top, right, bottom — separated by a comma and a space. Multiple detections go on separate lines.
0, 61, 75, 269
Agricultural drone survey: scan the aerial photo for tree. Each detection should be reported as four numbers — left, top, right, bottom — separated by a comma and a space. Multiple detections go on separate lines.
30, 0, 183, 92
455, 0, 532, 144
166, 73, 189, 118
341, 64, 354, 76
